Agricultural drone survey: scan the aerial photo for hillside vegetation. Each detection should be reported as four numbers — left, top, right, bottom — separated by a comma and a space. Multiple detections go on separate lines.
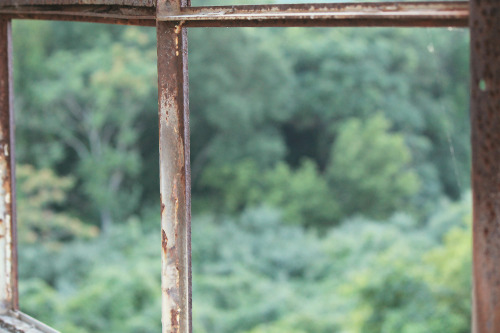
13, 21, 471, 333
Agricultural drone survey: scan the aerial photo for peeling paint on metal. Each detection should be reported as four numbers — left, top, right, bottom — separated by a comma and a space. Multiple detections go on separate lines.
0, 5, 156, 27
0, 0, 155, 7
159, 2, 469, 27
0, 20, 16, 314
0, 1, 469, 28
0, 311, 61, 333
157, 5, 191, 331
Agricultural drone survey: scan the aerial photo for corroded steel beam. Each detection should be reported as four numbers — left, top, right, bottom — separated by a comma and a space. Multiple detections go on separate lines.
0, 19, 17, 314
157, 0, 191, 331
0, 2, 469, 28
0, 311, 60, 333
0, 0, 154, 6
471, 0, 500, 332
160, 2, 469, 27
0, 5, 156, 26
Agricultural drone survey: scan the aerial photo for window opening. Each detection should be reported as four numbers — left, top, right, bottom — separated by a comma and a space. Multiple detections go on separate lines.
0, 1, 498, 333
13, 21, 162, 332
424, 27, 469, 194
188, 26, 471, 332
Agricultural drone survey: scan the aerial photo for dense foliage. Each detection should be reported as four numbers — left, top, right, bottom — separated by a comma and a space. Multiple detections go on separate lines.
12, 19, 471, 333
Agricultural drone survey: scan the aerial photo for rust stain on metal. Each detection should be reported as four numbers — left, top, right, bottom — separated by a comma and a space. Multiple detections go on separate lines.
157, 0, 191, 329
0, 317, 24, 333
159, 1, 469, 27
0, 0, 155, 7
0, 5, 156, 26
0, 312, 61, 333
471, 0, 500, 332
0, 19, 17, 313
162, 229, 168, 254
0, 1, 469, 28
170, 309, 179, 331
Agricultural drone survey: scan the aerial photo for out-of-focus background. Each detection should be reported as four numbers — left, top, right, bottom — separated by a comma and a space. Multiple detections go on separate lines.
12, 11, 471, 333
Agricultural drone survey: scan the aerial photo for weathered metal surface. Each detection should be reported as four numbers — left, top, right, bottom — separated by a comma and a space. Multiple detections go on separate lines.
159, 1, 469, 27
0, 20, 16, 314
471, 0, 500, 332
0, 5, 156, 26
0, 0, 154, 7
157, 0, 191, 330
0, 1, 469, 28
0, 311, 60, 333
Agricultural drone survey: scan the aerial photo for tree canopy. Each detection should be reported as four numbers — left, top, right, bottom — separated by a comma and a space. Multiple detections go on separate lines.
12, 20, 471, 333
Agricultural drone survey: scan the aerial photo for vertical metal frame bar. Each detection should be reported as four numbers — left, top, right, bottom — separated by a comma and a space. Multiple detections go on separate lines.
0, 19, 17, 313
157, 0, 191, 331
471, 1, 500, 332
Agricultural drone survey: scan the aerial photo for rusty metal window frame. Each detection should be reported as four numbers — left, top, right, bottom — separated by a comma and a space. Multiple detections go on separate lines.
0, 1, 495, 332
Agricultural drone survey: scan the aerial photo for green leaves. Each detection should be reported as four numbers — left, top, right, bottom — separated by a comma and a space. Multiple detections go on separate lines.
189, 28, 295, 177
14, 23, 157, 231
20, 221, 161, 333
12, 20, 472, 333
327, 113, 420, 220
17, 164, 98, 243
200, 113, 420, 227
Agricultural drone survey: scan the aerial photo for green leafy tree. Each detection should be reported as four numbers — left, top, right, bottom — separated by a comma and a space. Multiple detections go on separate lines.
192, 207, 332, 333
17, 164, 97, 244
327, 113, 420, 220
188, 28, 296, 185
340, 196, 471, 333
11, 19, 473, 333
200, 159, 339, 227
263, 159, 339, 227
20, 221, 161, 333
15, 24, 157, 231
272, 27, 469, 212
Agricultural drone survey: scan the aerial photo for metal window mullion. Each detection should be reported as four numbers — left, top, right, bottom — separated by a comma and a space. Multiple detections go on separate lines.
470, 0, 500, 332
0, 19, 17, 313
157, 0, 191, 330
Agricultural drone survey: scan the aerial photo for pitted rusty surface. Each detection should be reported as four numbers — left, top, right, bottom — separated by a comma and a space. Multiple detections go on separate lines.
170, 309, 179, 331
0, 317, 29, 333
0, 312, 60, 333
159, 1, 469, 27
157, 15, 191, 333
0, 4, 156, 26
0, 1, 469, 28
471, 1, 500, 332
0, 0, 154, 7
0, 20, 16, 313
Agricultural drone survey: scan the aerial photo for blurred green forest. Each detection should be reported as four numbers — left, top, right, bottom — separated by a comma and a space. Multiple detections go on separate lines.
12, 18, 471, 333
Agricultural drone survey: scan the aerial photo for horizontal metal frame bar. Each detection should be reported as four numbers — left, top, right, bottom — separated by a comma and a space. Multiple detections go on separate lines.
0, 0, 154, 7
162, 2, 469, 27
0, 5, 156, 26
0, 311, 60, 333
0, 1, 469, 28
